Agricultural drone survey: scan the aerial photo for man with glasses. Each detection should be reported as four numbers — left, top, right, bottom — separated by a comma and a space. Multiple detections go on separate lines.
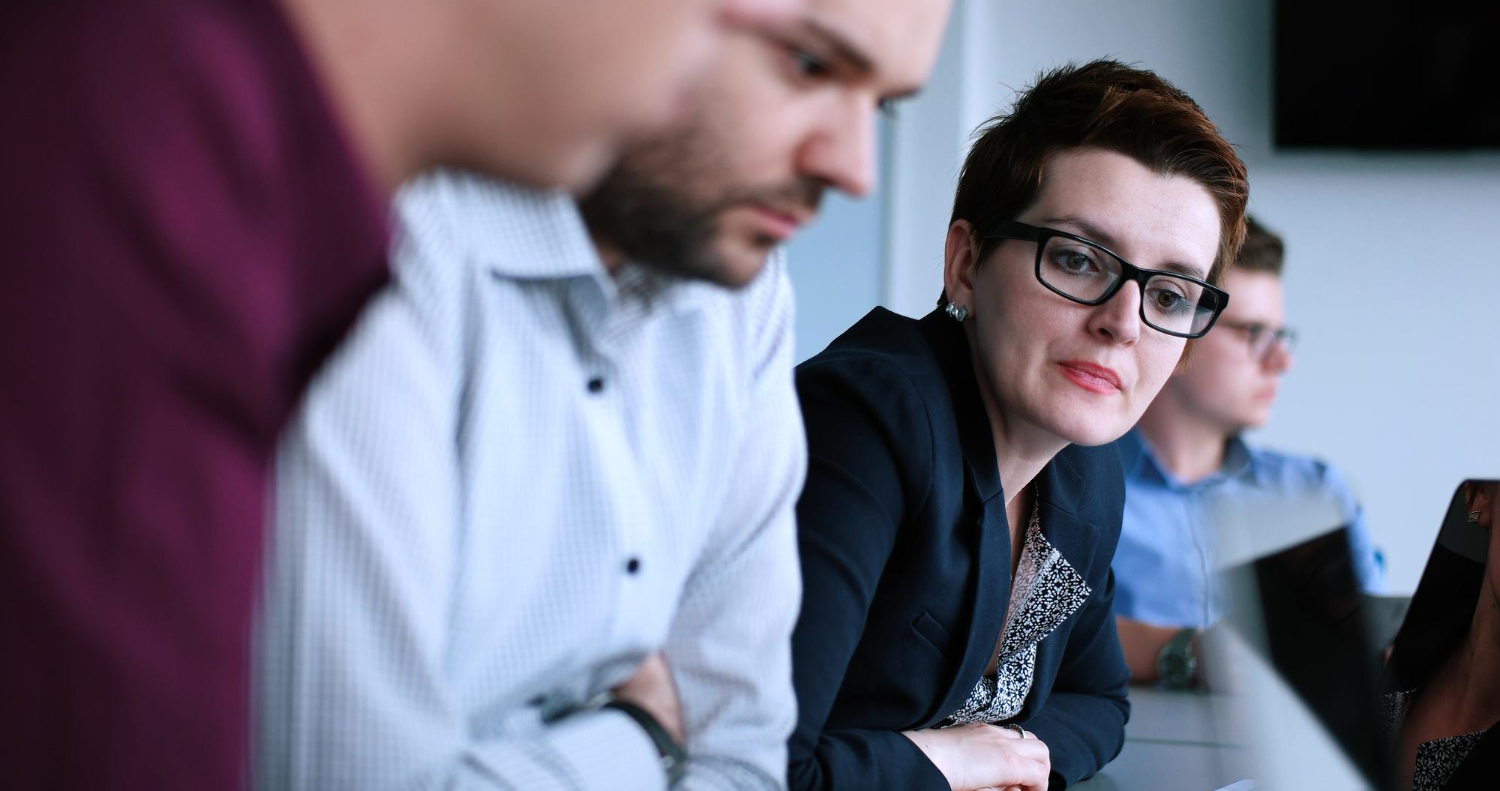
1109, 217, 1384, 687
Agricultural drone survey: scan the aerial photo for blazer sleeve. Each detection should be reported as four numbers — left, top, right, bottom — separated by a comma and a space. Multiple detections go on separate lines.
1021, 568, 1131, 789
787, 356, 951, 791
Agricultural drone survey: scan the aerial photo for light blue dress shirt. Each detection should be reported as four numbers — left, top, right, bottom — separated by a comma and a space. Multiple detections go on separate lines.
1111, 428, 1384, 629
255, 172, 806, 790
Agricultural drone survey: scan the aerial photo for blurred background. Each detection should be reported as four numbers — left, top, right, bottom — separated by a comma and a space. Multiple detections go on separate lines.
785, 0, 1500, 596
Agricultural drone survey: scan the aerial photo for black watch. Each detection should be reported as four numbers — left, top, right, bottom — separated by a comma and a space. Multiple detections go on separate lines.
1156, 627, 1199, 689
604, 698, 687, 787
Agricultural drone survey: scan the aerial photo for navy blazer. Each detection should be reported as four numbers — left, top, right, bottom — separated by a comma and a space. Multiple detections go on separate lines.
788, 307, 1130, 790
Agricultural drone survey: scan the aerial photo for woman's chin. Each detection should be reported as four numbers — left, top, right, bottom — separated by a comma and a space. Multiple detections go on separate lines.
1048, 417, 1132, 449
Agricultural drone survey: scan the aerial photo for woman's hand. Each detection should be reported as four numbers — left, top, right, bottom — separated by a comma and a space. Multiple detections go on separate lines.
903, 722, 1050, 791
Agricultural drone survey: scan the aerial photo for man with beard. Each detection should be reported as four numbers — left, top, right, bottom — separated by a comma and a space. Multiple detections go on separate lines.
255, 1, 951, 788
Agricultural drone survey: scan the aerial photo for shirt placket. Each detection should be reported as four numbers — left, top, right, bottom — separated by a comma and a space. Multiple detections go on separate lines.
1186, 486, 1217, 628
587, 282, 660, 654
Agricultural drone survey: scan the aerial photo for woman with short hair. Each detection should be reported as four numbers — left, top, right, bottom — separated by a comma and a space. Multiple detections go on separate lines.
787, 60, 1249, 791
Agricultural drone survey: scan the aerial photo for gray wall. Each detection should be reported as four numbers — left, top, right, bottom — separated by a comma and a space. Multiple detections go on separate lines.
799, 0, 1500, 593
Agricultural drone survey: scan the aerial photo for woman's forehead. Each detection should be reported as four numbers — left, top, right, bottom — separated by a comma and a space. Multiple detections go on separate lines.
1028, 149, 1220, 276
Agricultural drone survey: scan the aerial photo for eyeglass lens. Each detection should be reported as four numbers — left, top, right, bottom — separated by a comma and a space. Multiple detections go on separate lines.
1037, 236, 1219, 336
1245, 326, 1295, 358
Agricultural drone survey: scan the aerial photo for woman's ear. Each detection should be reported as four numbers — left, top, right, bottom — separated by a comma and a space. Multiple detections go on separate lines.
943, 220, 981, 312
1466, 481, 1494, 523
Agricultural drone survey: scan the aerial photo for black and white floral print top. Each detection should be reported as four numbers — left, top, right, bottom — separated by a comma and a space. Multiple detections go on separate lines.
1383, 689, 1486, 791
940, 495, 1093, 725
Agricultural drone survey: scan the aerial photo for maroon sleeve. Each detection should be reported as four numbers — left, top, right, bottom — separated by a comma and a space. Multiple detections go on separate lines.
0, 1, 387, 787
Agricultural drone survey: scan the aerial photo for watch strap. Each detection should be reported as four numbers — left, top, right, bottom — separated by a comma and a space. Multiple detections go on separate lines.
1156, 627, 1200, 689
604, 698, 687, 787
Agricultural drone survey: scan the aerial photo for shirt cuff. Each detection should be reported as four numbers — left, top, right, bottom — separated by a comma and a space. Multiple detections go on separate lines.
550, 707, 667, 788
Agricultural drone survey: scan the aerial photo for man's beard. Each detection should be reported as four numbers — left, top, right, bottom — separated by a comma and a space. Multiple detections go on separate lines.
580, 142, 823, 288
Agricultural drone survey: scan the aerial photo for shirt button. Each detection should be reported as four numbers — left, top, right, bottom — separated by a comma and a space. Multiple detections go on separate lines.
625, 557, 641, 574
587, 377, 606, 394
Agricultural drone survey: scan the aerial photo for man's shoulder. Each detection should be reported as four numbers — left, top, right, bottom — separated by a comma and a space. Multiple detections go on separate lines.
1244, 443, 1351, 496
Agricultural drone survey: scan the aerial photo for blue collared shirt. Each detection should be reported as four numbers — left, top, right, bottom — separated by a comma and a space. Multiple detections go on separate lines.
1111, 428, 1384, 629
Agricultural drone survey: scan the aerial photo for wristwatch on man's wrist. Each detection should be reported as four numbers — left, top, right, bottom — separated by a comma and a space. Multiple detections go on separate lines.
1156, 627, 1199, 689
604, 697, 688, 787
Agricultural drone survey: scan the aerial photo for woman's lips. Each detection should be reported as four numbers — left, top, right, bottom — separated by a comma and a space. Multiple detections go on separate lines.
1058, 361, 1122, 394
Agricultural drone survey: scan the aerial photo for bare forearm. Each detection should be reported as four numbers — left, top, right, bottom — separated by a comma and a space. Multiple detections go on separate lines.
1114, 616, 1176, 684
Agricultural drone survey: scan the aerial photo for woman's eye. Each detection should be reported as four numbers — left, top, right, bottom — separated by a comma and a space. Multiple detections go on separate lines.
1053, 249, 1099, 275
1147, 286, 1189, 313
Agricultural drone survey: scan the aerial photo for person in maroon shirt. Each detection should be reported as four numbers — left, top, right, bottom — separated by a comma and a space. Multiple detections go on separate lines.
0, 0, 799, 787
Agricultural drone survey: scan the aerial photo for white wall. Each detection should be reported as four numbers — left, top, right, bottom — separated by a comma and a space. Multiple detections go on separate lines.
784, 119, 892, 361
871, 0, 1500, 593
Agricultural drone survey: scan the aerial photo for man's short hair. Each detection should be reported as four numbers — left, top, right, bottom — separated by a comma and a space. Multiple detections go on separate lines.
939, 59, 1249, 307
1236, 215, 1285, 276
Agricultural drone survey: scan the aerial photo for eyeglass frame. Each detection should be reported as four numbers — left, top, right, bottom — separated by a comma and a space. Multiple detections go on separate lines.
981, 219, 1230, 339
1217, 320, 1297, 359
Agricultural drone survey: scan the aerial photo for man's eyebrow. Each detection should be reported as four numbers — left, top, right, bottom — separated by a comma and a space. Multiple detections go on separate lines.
881, 87, 924, 104
1040, 215, 1209, 280
800, 18, 874, 75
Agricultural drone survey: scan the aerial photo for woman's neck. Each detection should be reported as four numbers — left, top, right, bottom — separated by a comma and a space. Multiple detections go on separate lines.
966, 355, 1066, 514
1134, 407, 1229, 484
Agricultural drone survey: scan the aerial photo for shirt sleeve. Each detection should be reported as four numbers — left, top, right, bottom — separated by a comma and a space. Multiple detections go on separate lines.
1321, 463, 1385, 594
254, 220, 663, 791
659, 254, 808, 790
786, 353, 951, 791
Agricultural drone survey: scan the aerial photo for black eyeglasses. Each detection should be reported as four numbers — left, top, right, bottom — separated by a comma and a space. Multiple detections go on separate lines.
983, 220, 1229, 339
1219, 321, 1297, 359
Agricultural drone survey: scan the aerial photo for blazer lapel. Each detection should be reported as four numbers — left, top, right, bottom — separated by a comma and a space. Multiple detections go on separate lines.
915, 310, 1015, 726
1034, 450, 1100, 564
1020, 450, 1102, 715
922, 471, 1011, 726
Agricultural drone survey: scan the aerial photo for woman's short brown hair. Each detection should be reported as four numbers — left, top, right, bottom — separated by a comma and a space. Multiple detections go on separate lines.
939, 59, 1248, 306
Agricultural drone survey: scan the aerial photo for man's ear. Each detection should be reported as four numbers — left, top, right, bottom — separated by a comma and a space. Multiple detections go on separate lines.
943, 220, 981, 311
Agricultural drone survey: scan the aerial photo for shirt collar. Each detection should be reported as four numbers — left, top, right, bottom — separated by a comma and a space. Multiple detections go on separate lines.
1222, 434, 1257, 481
1121, 427, 1260, 490
400, 170, 603, 281
402, 171, 711, 312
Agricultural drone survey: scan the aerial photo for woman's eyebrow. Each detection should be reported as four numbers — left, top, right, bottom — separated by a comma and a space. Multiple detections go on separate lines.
1040, 215, 1208, 279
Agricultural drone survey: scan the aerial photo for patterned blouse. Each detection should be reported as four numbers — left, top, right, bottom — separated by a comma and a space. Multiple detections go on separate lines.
940, 495, 1093, 725
1382, 689, 1486, 791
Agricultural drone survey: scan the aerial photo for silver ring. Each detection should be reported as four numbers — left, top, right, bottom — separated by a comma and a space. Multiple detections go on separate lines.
1002, 723, 1027, 739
